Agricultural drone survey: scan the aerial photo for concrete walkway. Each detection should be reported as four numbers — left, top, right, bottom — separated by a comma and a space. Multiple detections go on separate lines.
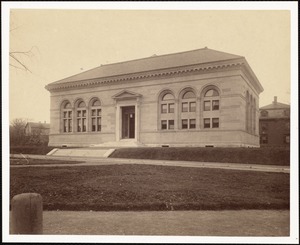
10, 154, 290, 173
42, 210, 289, 236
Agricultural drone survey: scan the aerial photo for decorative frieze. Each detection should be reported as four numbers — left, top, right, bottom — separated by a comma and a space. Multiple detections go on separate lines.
45, 62, 244, 92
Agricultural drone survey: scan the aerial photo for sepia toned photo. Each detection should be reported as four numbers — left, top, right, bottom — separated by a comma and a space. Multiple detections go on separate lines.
2, 1, 298, 244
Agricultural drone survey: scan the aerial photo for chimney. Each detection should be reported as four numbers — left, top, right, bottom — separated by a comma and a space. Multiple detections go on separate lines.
273, 96, 277, 104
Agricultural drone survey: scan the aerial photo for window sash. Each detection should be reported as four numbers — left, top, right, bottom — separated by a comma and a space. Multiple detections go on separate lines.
189, 119, 196, 129
182, 119, 188, 129
212, 100, 219, 110
182, 102, 188, 112
212, 118, 219, 128
204, 118, 210, 128
204, 101, 211, 111
161, 120, 167, 130
168, 120, 174, 130
189, 102, 196, 112
168, 103, 174, 113
97, 117, 101, 131
68, 119, 72, 132
161, 104, 167, 114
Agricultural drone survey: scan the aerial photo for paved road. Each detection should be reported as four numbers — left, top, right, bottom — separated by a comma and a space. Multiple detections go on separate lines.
10, 154, 290, 173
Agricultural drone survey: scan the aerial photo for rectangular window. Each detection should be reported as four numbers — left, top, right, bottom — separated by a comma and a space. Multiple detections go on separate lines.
161, 104, 167, 114
190, 119, 196, 129
161, 120, 167, 130
190, 102, 196, 112
204, 101, 210, 111
212, 100, 219, 110
82, 118, 86, 132
77, 119, 81, 132
97, 118, 101, 131
68, 111, 72, 117
97, 109, 101, 116
92, 118, 96, 132
77, 111, 81, 117
204, 118, 210, 128
260, 135, 268, 144
182, 119, 188, 129
182, 102, 188, 112
212, 118, 219, 128
82, 110, 86, 117
63, 112, 67, 118
169, 103, 175, 113
92, 109, 96, 116
68, 120, 72, 132
168, 120, 174, 130
63, 119, 67, 132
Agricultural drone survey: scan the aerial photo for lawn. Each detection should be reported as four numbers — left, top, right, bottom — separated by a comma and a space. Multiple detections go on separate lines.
10, 146, 55, 155
10, 164, 289, 211
10, 158, 83, 165
110, 147, 290, 165
10, 145, 290, 166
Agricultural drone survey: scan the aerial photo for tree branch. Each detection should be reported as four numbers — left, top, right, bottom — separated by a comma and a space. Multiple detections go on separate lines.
9, 52, 32, 73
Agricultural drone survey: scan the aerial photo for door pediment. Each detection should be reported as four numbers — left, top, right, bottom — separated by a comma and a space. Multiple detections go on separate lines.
112, 90, 142, 101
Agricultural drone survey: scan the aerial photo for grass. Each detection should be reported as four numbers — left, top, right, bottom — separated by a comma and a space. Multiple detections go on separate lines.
110, 147, 290, 165
10, 158, 83, 165
10, 146, 55, 155
10, 145, 290, 166
10, 164, 289, 211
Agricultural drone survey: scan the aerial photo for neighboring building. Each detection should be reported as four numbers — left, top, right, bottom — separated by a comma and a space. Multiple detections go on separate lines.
259, 96, 290, 147
25, 122, 50, 136
45, 47, 264, 147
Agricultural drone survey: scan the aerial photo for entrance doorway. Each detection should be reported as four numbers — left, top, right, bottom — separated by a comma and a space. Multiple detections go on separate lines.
121, 106, 135, 139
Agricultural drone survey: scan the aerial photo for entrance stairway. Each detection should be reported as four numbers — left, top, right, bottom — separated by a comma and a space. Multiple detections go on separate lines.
47, 140, 144, 158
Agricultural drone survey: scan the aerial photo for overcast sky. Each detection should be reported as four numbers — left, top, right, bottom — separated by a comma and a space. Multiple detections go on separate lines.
6, 3, 295, 123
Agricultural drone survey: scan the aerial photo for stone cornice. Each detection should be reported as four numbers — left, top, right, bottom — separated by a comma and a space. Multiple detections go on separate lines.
240, 62, 264, 94
45, 59, 246, 92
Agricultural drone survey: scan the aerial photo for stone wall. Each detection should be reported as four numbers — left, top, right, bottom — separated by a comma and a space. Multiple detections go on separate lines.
48, 68, 260, 147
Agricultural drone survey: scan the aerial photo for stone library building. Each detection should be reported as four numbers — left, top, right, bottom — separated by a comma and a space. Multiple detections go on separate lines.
45, 47, 264, 147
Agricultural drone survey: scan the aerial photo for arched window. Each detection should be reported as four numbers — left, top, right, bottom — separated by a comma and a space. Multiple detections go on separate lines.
159, 91, 175, 130
76, 100, 87, 132
202, 87, 220, 129
180, 90, 196, 129
204, 89, 219, 111
90, 98, 101, 132
62, 101, 72, 133
161, 93, 175, 114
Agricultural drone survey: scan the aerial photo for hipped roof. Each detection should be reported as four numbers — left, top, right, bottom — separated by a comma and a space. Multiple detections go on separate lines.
50, 47, 243, 85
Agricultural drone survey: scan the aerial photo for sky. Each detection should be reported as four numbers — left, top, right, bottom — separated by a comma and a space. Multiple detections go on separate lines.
5, 3, 295, 124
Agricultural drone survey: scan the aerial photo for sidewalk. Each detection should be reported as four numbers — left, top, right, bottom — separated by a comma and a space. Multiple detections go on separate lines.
42, 210, 289, 236
10, 154, 290, 173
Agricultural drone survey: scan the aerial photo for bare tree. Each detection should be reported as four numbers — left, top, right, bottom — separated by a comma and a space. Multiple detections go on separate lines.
10, 118, 27, 146
9, 17, 39, 73
9, 47, 36, 73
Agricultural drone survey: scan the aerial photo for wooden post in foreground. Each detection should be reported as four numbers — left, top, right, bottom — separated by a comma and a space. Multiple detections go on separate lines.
11, 193, 43, 234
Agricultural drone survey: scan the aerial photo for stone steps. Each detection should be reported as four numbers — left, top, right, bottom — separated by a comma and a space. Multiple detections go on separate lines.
47, 148, 115, 158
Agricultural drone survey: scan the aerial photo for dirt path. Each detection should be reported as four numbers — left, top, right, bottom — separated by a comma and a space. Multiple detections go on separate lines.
42, 210, 289, 236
